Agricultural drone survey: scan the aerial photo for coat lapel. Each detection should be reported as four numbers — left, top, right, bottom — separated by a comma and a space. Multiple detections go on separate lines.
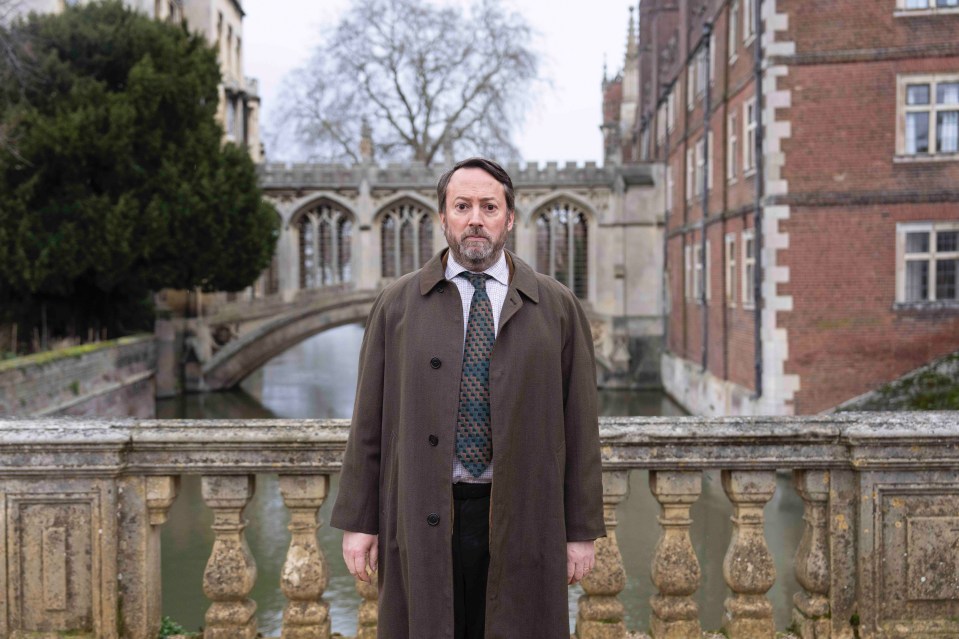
499, 250, 539, 331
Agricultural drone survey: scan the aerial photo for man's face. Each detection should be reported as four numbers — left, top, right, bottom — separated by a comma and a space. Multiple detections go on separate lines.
440, 167, 514, 272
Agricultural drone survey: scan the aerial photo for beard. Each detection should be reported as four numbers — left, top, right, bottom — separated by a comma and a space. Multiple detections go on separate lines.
444, 223, 509, 271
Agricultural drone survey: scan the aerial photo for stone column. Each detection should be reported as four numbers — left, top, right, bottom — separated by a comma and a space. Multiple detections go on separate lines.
575, 469, 628, 639
146, 476, 179, 637
278, 474, 331, 639
721, 470, 777, 639
355, 571, 379, 639
201, 475, 258, 639
649, 471, 703, 639
793, 470, 830, 639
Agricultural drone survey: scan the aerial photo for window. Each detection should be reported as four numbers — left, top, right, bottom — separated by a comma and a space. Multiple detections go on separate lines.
657, 102, 667, 143
535, 201, 589, 298
725, 233, 737, 305
666, 165, 674, 212
729, 1, 740, 62
687, 65, 695, 110
743, 0, 756, 42
709, 32, 716, 84
693, 241, 711, 302
708, 131, 714, 190
728, 112, 739, 182
695, 138, 705, 198
225, 98, 236, 141
897, 0, 959, 13
684, 245, 693, 299
898, 74, 959, 157
298, 204, 354, 288
686, 148, 694, 201
744, 101, 757, 173
696, 47, 708, 97
896, 222, 959, 303
742, 230, 756, 308
667, 91, 676, 131
381, 202, 433, 278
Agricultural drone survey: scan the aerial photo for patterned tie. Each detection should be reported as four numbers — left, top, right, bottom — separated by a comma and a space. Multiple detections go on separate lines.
456, 272, 495, 477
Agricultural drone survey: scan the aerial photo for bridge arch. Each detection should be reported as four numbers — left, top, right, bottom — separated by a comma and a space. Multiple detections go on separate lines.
201, 290, 378, 390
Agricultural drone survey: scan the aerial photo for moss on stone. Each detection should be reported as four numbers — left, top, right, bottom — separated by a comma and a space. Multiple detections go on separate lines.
838, 351, 959, 411
0, 334, 152, 373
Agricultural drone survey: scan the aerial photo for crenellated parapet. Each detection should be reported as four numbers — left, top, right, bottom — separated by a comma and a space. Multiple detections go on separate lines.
2, 413, 959, 638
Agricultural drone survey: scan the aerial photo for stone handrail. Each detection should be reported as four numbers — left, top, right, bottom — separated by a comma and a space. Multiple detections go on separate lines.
0, 413, 956, 638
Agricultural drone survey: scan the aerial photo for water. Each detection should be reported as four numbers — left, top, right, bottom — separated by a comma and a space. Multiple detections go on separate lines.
156, 324, 802, 635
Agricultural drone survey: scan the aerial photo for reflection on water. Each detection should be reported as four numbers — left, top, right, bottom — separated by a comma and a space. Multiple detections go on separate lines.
157, 323, 802, 635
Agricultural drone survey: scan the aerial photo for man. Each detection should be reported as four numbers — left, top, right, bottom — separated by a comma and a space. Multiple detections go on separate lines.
331, 157, 605, 639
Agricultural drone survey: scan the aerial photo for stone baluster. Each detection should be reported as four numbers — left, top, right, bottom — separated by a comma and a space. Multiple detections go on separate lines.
279, 474, 331, 639
792, 470, 831, 639
201, 475, 258, 639
355, 571, 379, 639
722, 470, 777, 639
649, 471, 703, 639
575, 470, 629, 639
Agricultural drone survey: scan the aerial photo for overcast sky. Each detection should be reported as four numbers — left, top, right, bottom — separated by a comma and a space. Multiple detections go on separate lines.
242, 0, 634, 165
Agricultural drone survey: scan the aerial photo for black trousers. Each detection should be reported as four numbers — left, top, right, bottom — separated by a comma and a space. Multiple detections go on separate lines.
452, 482, 491, 639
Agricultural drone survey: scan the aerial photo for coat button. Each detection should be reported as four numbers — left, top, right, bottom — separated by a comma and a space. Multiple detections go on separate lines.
430, 357, 441, 369
428, 435, 438, 446
437, 285, 445, 293
427, 512, 440, 526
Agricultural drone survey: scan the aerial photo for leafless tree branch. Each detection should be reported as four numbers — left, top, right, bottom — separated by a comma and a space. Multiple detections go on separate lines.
272, 0, 542, 166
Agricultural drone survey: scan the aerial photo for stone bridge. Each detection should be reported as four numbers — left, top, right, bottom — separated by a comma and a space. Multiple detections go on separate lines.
1, 413, 957, 638
159, 160, 664, 395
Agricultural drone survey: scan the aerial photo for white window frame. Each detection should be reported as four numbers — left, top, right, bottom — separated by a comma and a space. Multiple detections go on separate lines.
895, 221, 959, 304
709, 32, 716, 84
708, 131, 714, 191
657, 102, 667, 143
729, 0, 740, 63
728, 111, 739, 182
694, 138, 705, 198
667, 91, 676, 131
693, 241, 711, 303
687, 66, 696, 111
686, 148, 694, 201
725, 233, 737, 306
742, 230, 756, 309
743, 0, 756, 43
895, 73, 959, 159
744, 101, 757, 175
666, 164, 674, 212
895, 0, 959, 16
696, 48, 709, 97
685, 244, 694, 299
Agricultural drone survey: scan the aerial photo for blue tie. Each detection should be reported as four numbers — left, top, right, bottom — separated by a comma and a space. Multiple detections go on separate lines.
455, 273, 495, 477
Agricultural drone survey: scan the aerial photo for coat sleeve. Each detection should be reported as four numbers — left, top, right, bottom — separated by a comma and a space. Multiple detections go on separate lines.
330, 290, 388, 535
561, 291, 607, 542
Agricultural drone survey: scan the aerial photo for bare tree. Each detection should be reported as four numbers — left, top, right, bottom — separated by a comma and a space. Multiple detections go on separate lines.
0, 0, 33, 157
274, 0, 541, 165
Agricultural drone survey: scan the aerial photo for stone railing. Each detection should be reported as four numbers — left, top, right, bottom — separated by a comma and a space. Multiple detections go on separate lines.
0, 413, 956, 638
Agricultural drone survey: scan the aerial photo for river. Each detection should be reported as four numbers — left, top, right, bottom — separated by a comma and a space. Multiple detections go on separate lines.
156, 323, 802, 635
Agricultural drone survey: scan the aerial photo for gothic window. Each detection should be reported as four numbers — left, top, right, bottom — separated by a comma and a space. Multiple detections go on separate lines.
534, 201, 589, 298
380, 202, 434, 278
297, 203, 354, 289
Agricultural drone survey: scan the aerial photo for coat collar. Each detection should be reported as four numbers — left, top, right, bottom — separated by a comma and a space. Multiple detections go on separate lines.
419, 248, 540, 304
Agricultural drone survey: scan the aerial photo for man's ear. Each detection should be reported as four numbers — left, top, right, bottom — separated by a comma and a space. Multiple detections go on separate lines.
507, 210, 515, 231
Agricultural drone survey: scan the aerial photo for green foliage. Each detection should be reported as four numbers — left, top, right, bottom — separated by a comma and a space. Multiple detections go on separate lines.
157, 616, 188, 638
0, 1, 278, 341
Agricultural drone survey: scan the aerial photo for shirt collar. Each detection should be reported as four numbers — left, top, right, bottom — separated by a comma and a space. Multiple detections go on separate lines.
445, 250, 509, 287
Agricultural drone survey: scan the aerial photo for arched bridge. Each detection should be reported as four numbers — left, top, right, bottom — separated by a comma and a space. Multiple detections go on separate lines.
192, 288, 379, 392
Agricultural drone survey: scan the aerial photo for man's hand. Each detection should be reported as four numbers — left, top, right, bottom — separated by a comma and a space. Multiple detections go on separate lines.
567, 540, 596, 585
343, 531, 378, 583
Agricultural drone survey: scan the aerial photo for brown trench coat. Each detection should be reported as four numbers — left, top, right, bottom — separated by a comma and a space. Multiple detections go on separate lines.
330, 249, 606, 639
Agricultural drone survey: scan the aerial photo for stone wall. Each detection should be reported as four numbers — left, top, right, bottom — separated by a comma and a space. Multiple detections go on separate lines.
0, 335, 157, 418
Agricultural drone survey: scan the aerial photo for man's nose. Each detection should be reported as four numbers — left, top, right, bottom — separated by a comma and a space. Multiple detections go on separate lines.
467, 206, 484, 225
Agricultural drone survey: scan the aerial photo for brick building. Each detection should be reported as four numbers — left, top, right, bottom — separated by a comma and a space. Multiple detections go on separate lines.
613, 0, 959, 415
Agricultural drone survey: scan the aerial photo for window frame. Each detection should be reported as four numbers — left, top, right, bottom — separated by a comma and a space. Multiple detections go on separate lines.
666, 164, 674, 213
743, 0, 756, 44
744, 100, 757, 175
685, 244, 694, 299
686, 148, 694, 201
895, 221, 959, 305
742, 230, 756, 309
725, 232, 737, 306
728, 111, 739, 182
895, 73, 959, 160
895, 0, 959, 16
729, 0, 740, 63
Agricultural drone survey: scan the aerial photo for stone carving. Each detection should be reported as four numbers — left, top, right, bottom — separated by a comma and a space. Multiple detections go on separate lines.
201, 475, 258, 639
278, 474, 331, 639
649, 471, 703, 639
576, 470, 629, 639
722, 470, 777, 639
792, 470, 830, 638
146, 476, 179, 526
355, 571, 379, 639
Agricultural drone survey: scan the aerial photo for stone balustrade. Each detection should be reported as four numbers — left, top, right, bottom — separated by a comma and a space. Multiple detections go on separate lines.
0, 413, 957, 638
